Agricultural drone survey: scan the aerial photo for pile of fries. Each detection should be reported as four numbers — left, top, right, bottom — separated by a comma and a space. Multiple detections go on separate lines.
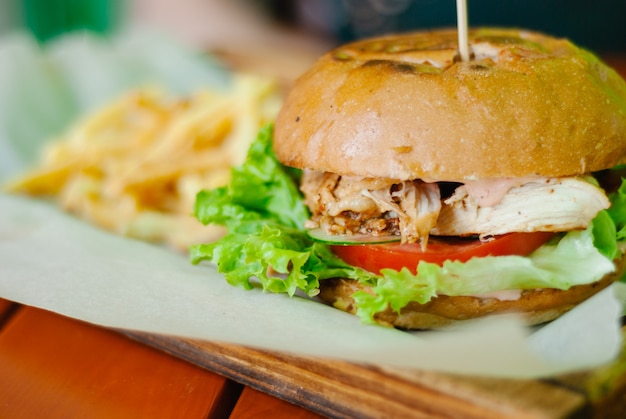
5, 74, 281, 251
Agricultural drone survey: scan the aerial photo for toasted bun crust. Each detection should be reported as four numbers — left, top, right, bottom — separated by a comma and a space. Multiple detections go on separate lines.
318, 255, 626, 329
274, 28, 626, 180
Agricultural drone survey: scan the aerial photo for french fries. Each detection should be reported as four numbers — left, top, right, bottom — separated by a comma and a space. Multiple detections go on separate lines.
5, 73, 281, 251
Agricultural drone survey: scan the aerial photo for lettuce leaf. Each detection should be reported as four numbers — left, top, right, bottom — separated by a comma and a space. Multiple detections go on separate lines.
190, 125, 378, 297
353, 227, 615, 323
191, 125, 625, 324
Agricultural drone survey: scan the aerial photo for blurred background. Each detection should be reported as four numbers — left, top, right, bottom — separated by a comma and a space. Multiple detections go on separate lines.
0, 0, 625, 53
264, 0, 626, 53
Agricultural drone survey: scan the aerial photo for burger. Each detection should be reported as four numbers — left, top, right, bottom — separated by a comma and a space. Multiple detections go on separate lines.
192, 28, 626, 329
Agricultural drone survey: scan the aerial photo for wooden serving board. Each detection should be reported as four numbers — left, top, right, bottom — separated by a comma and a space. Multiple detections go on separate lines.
124, 326, 626, 419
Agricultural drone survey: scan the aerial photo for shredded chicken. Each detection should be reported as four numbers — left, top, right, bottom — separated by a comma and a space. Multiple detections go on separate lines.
362, 182, 440, 246
300, 170, 610, 244
301, 172, 440, 243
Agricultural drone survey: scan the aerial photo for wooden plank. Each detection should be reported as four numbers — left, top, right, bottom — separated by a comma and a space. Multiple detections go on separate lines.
0, 307, 242, 419
230, 387, 325, 419
125, 332, 609, 419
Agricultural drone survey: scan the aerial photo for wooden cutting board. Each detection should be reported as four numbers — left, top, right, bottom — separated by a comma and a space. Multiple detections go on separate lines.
124, 325, 626, 419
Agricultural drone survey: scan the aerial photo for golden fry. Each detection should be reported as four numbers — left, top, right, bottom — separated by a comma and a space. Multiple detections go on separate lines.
5, 72, 281, 251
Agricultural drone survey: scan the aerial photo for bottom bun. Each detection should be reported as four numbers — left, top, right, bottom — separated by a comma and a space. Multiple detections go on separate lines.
318, 257, 626, 330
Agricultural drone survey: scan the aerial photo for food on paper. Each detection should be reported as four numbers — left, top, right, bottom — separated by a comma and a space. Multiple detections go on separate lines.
191, 28, 626, 329
6, 74, 281, 250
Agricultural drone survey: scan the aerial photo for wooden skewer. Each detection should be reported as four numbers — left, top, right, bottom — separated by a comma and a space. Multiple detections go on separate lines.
456, 0, 470, 61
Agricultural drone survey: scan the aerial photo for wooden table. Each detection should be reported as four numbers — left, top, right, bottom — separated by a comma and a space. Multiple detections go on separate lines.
2, 299, 626, 419
0, 299, 322, 418
2, 55, 626, 419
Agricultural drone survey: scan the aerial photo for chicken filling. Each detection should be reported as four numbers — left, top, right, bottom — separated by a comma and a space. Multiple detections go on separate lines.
300, 171, 610, 245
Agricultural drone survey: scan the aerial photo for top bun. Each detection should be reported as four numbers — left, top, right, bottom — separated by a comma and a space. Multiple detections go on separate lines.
273, 28, 626, 181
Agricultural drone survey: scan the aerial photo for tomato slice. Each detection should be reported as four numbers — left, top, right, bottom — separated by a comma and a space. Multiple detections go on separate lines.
331, 232, 554, 275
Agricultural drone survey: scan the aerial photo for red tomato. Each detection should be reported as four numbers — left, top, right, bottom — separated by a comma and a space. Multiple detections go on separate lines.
331, 232, 554, 275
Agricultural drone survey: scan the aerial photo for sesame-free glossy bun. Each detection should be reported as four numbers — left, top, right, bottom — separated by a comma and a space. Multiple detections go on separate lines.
274, 28, 626, 181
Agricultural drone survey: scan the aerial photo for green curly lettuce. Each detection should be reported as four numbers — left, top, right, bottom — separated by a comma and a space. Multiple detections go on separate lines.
191, 124, 626, 324
190, 125, 378, 297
